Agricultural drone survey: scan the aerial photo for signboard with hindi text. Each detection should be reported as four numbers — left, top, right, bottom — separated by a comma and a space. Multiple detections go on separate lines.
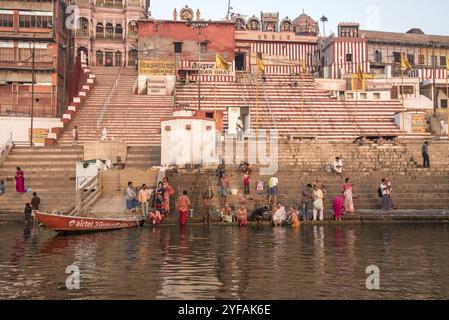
191, 62, 235, 76
139, 60, 176, 76
411, 114, 427, 133
28, 128, 49, 144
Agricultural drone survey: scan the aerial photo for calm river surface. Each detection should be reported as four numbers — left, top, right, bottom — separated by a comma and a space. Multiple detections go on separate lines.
1, 219, 449, 300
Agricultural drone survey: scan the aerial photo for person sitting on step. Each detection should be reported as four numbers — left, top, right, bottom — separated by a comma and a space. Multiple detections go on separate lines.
331, 157, 344, 175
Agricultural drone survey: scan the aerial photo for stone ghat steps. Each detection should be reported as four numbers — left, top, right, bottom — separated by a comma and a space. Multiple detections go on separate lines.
57, 66, 173, 147
126, 146, 161, 168
0, 193, 76, 214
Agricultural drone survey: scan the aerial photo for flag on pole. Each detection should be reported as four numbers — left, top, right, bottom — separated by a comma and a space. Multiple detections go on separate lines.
215, 54, 229, 71
256, 56, 265, 73
357, 64, 365, 81
401, 53, 413, 70
300, 59, 307, 73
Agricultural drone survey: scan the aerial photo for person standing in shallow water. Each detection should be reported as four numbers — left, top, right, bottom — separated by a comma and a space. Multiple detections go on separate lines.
177, 190, 192, 227
162, 177, 174, 214
15, 167, 25, 193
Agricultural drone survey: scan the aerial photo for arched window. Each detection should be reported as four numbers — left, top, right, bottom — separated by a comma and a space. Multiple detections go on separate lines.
115, 24, 123, 38
96, 23, 104, 38
128, 20, 138, 36
77, 17, 89, 35
77, 46, 89, 64
105, 23, 113, 38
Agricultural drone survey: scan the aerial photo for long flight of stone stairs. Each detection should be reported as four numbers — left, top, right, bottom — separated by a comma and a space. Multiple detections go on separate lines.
175, 73, 431, 140
0, 146, 83, 214
58, 66, 174, 146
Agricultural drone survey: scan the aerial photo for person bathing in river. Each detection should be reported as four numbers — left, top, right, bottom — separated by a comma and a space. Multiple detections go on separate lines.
237, 205, 248, 227
333, 195, 345, 221
287, 207, 301, 228
221, 205, 233, 223
162, 177, 174, 214
272, 202, 286, 227
176, 190, 192, 227
148, 210, 163, 225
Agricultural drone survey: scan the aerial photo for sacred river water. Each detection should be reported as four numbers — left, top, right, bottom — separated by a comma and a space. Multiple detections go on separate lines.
1, 219, 448, 299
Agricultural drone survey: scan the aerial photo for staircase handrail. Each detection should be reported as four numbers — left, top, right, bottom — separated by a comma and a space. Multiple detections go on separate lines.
300, 73, 325, 137
72, 172, 103, 216
0, 133, 14, 167
260, 77, 277, 129
96, 67, 124, 129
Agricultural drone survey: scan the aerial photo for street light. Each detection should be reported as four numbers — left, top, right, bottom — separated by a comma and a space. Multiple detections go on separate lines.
29, 36, 36, 147
320, 15, 328, 37
188, 20, 210, 110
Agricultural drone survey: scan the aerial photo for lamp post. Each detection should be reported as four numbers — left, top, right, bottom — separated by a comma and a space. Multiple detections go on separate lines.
320, 15, 328, 37
431, 41, 437, 117
30, 36, 36, 147
188, 20, 209, 110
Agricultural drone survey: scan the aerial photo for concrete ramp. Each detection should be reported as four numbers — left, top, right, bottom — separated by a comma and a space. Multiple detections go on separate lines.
89, 195, 126, 218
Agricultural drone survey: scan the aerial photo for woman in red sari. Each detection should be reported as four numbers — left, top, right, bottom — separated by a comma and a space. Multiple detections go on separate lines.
15, 167, 26, 193
162, 177, 174, 214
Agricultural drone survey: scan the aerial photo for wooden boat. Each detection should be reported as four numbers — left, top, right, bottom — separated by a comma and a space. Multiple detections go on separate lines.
34, 212, 145, 234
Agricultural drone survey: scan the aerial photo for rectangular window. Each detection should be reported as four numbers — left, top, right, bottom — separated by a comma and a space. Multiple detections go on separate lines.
19, 15, 31, 28
346, 53, 352, 62
440, 56, 447, 66
431, 56, 438, 66
400, 85, 414, 95
0, 47, 15, 61
174, 42, 182, 54
418, 54, 425, 65
442, 99, 448, 109
407, 54, 415, 65
200, 42, 208, 54
19, 15, 51, 29
393, 52, 401, 63
0, 14, 14, 28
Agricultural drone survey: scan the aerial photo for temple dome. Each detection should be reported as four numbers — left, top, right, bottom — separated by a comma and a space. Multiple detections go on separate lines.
292, 12, 319, 36
406, 28, 425, 35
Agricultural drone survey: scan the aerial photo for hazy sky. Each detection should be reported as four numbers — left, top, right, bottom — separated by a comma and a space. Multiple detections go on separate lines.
150, 0, 449, 36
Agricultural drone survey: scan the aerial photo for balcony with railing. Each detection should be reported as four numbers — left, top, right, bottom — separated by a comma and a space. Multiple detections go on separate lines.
95, 32, 124, 40
76, 29, 90, 37
96, 1, 124, 9
127, 0, 141, 7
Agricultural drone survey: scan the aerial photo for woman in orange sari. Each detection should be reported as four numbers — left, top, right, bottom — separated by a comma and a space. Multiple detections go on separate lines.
162, 177, 174, 214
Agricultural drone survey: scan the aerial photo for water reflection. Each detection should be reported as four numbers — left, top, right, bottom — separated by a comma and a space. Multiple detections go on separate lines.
1, 222, 449, 299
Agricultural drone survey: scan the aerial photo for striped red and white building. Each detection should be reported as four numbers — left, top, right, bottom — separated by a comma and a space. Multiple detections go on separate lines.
235, 30, 318, 74
319, 23, 370, 79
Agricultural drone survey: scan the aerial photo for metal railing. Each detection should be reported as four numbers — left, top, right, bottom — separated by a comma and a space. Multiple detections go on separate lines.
96, 67, 123, 129
72, 173, 103, 216
0, 134, 14, 167
260, 78, 277, 130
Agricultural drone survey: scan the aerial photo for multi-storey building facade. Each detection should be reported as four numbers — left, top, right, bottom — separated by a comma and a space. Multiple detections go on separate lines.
71, 0, 150, 67
0, 0, 71, 117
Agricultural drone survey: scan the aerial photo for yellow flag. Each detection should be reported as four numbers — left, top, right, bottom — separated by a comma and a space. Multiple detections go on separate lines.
401, 53, 413, 70
446, 57, 449, 71
357, 64, 364, 81
256, 56, 265, 73
300, 59, 307, 73
215, 54, 229, 71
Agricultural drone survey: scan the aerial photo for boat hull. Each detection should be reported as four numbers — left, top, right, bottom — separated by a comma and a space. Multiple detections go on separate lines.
35, 212, 144, 233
